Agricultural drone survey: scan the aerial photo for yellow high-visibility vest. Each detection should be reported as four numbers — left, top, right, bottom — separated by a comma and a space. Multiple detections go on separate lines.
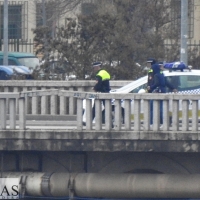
96, 70, 110, 80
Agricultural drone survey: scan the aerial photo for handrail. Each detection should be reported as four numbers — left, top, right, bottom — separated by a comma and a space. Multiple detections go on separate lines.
0, 90, 199, 131
0, 80, 131, 115
73, 92, 199, 132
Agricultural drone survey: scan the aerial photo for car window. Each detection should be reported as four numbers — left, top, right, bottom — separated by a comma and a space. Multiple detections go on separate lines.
18, 57, 40, 69
165, 76, 180, 92
129, 83, 147, 93
165, 75, 200, 92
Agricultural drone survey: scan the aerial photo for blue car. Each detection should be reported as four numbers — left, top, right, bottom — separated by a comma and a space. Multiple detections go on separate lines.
0, 65, 33, 80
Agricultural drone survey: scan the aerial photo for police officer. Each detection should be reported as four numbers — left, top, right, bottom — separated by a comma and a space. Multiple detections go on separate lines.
147, 63, 177, 127
92, 61, 111, 93
92, 61, 111, 121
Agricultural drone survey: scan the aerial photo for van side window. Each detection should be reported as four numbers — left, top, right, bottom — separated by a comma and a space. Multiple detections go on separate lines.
8, 59, 17, 65
0, 59, 17, 65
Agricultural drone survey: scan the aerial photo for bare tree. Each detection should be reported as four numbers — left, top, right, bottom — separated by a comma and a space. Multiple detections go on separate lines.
33, 0, 197, 80
33, 0, 82, 33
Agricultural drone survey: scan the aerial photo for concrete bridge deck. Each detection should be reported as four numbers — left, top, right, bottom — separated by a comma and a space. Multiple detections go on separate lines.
1, 130, 199, 152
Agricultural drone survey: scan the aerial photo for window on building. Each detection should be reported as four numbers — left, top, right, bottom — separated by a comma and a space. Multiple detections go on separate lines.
170, 0, 181, 35
36, 3, 43, 27
0, 1, 28, 40
188, 0, 194, 39
36, 2, 56, 27
36, 1, 58, 38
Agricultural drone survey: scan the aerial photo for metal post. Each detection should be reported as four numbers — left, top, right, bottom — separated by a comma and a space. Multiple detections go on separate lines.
42, 0, 48, 61
3, 0, 8, 65
180, 0, 188, 65
42, 0, 46, 26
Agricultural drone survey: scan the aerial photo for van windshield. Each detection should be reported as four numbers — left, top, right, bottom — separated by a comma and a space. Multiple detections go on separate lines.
18, 57, 40, 70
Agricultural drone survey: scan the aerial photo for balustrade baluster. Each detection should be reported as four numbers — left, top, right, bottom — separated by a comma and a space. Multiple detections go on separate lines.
152, 100, 160, 131
13, 87, 19, 114
163, 99, 170, 131
143, 99, 150, 131
69, 87, 75, 115
50, 87, 57, 115
19, 97, 25, 129
77, 99, 83, 131
95, 99, 102, 131
41, 87, 48, 114
0, 99, 6, 130
77, 87, 84, 116
59, 87, 66, 115
86, 99, 92, 130
114, 99, 121, 131
192, 100, 198, 131
4, 87, 9, 114
124, 99, 131, 130
32, 87, 38, 114
9, 98, 16, 129
172, 100, 179, 131
22, 87, 29, 114
105, 99, 112, 130
182, 100, 189, 131
134, 99, 141, 131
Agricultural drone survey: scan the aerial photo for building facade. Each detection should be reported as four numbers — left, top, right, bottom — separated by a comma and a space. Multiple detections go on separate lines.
0, 0, 200, 53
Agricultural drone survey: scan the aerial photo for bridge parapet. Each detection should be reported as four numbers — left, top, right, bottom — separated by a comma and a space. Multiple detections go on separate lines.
0, 89, 199, 132
0, 80, 131, 115
74, 92, 199, 132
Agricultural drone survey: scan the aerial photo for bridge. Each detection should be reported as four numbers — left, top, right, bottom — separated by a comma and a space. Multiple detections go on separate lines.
0, 80, 200, 199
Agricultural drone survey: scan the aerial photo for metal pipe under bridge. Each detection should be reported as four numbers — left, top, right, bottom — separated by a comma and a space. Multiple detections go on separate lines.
3, 172, 200, 199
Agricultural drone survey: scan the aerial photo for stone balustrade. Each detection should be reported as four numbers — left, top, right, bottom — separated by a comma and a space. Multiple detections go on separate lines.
0, 80, 131, 115
0, 89, 199, 132
73, 92, 199, 132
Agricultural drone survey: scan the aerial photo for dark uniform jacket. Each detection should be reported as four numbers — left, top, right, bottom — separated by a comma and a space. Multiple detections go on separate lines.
150, 64, 175, 93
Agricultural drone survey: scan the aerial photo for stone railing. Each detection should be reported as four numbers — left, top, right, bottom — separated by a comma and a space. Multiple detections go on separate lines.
74, 91, 199, 132
0, 80, 131, 115
1, 89, 199, 132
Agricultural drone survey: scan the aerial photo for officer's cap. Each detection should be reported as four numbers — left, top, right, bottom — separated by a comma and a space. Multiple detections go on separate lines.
147, 58, 156, 65
92, 62, 102, 67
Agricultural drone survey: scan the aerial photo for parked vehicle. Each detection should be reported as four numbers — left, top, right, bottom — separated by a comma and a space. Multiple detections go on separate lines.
0, 51, 40, 71
82, 68, 200, 124
0, 65, 33, 80
0, 51, 40, 80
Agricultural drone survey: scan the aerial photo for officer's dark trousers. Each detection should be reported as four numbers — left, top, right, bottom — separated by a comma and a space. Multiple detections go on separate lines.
150, 100, 163, 125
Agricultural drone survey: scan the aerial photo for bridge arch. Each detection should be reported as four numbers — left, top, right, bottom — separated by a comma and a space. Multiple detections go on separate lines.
98, 152, 200, 174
